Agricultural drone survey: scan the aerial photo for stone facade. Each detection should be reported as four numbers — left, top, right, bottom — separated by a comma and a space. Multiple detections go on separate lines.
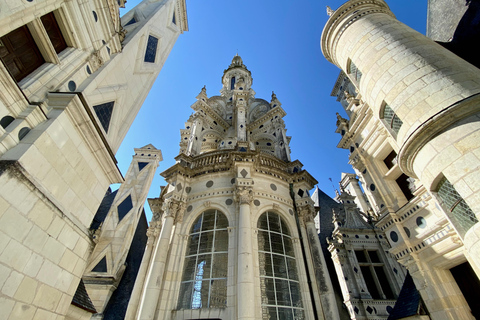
323, 1, 480, 319
0, 0, 187, 319
126, 55, 341, 320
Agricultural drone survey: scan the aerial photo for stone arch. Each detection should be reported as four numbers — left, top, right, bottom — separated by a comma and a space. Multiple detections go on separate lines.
249, 99, 271, 122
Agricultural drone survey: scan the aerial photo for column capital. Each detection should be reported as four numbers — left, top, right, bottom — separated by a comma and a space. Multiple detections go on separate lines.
235, 186, 254, 205
297, 203, 316, 224
163, 199, 186, 224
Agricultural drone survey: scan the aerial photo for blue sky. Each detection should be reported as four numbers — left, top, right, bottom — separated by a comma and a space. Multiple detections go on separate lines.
116, 0, 428, 221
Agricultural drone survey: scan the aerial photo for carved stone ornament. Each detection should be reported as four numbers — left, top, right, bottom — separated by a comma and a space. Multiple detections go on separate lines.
163, 199, 186, 224
297, 203, 316, 224
89, 51, 103, 72
235, 186, 253, 205
204, 201, 211, 208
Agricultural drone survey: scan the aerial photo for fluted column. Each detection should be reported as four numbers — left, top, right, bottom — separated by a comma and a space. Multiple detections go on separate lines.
235, 186, 255, 320
138, 199, 185, 320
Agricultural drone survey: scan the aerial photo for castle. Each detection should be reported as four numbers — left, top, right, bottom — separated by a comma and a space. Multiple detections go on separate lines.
0, 0, 479, 319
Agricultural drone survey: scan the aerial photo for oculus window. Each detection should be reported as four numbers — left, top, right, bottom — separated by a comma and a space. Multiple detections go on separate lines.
257, 211, 304, 319
177, 209, 228, 309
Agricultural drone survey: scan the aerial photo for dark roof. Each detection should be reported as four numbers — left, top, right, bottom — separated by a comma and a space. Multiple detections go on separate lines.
388, 271, 421, 320
90, 188, 117, 230
102, 210, 149, 320
71, 279, 97, 313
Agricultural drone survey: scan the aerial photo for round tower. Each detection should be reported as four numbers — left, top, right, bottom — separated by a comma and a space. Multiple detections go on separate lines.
322, 0, 480, 274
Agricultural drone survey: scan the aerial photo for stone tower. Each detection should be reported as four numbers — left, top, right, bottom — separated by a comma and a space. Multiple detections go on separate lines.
323, 0, 480, 318
0, 0, 187, 318
126, 55, 340, 320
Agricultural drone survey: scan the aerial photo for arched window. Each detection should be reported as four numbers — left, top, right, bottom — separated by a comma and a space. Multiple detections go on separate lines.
436, 176, 478, 236
257, 211, 304, 319
177, 209, 228, 309
230, 76, 236, 90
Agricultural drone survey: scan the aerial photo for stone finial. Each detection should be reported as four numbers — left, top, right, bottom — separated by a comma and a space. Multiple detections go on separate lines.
271, 91, 277, 101
336, 112, 348, 127
326, 6, 335, 16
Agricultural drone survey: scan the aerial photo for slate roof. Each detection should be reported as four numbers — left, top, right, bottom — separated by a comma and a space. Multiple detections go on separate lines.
387, 271, 421, 320
90, 188, 117, 230
102, 211, 149, 319
71, 279, 97, 313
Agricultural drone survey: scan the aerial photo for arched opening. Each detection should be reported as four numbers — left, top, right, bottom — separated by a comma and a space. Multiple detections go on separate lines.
177, 209, 229, 310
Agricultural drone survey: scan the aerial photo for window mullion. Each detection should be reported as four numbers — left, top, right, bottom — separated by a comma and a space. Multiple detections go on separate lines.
27, 18, 60, 64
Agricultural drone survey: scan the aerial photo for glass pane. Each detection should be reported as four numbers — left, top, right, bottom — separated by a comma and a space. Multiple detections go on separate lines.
283, 236, 294, 257
182, 256, 197, 281
262, 277, 276, 305
278, 307, 293, 320
202, 210, 216, 231
270, 232, 283, 254
275, 279, 291, 306
214, 229, 228, 252
361, 266, 380, 299
290, 281, 303, 308
264, 307, 278, 320
216, 212, 228, 229
293, 308, 305, 320
211, 253, 228, 278
258, 230, 271, 252
280, 218, 290, 236
195, 255, 211, 280
368, 250, 381, 263
191, 214, 203, 233
273, 254, 287, 279
286, 258, 298, 280
177, 281, 193, 309
258, 213, 269, 230
191, 280, 209, 309
355, 250, 367, 263
210, 279, 227, 308
375, 266, 395, 299
269, 213, 281, 233
198, 231, 214, 253
259, 252, 273, 277
187, 233, 200, 255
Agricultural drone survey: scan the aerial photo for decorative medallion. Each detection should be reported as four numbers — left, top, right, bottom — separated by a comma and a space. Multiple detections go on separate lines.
206, 180, 214, 188
270, 183, 277, 191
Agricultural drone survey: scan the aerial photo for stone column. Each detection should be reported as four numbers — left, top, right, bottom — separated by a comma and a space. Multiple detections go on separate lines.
137, 199, 185, 320
298, 203, 339, 320
235, 186, 255, 320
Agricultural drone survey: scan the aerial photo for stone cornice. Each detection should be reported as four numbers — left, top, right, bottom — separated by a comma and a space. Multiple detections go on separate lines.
321, 0, 394, 66
398, 93, 480, 178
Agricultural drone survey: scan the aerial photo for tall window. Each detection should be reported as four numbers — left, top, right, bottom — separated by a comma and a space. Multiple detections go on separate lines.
258, 212, 304, 319
177, 209, 228, 309
349, 61, 362, 84
382, 104, 403, 135
355, 250, 394, 300
437, 176, 478, 236
230, 76, 235, 90
0, 12, 68, 82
